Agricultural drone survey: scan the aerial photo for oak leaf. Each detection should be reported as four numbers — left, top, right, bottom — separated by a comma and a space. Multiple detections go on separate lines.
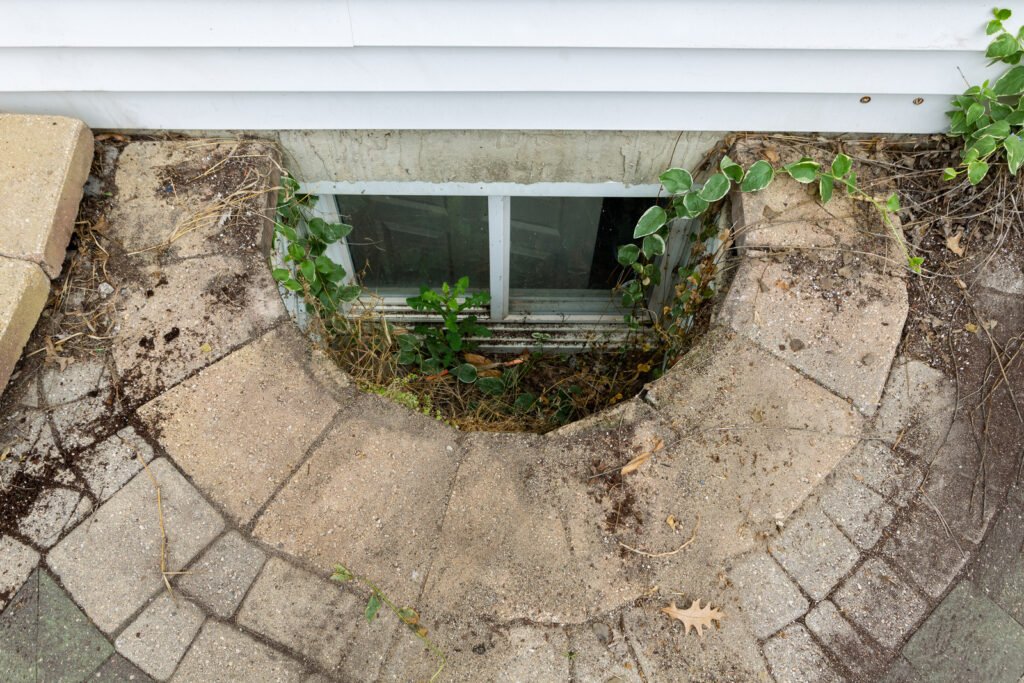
661, 599, 724, 637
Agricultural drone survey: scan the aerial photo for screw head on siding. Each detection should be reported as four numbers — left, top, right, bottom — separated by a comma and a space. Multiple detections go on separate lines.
860, 96, 872, 104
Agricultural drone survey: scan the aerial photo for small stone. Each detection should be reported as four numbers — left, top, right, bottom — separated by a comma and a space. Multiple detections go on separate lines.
591, 621, 613, 645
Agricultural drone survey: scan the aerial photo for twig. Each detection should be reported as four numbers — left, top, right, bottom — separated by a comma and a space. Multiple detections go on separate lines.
619, 516, 700, 558
135, 453, 182, 599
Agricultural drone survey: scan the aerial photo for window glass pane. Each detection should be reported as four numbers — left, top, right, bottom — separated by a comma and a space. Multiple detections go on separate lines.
338, 195, 489, 291
509, 196, 652, 292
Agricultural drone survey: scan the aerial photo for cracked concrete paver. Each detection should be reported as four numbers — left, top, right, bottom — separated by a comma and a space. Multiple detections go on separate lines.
253, 397, 459, 607
139, 326, 339, 525
47, 458, 223, 634
719, 255, 908, 415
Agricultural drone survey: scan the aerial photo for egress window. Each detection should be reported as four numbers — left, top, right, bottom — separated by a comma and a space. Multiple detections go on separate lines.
300, 182, 672, 328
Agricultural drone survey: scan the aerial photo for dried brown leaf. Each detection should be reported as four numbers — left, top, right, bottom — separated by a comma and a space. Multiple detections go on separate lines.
946, 231, 965, 256
464, 353, 491, 367
620, 452, 651, 475
661, 599, 724, 637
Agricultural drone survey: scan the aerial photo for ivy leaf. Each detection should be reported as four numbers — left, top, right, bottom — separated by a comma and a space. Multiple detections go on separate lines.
968, 160, 991, 185
271, 267, 291, 283
698, 173, 731, 202
476, 377, 505, 396
659, 168, 693, 194
831, 153, 852, 177
1004, 134, 1024, 174
987, 33, 1020, 61
819, 174, 834, 204
642, 233, 667, 259
966, 102, 986, 126
338, 285, 362, 302
617, 244, 640, 266
276, 223, 298, 242
994, 65, 1024, 96
455, 363, 478, 383
783, 158, 820, 183
299, 260, 317, 283
719, 156, 743, 183
680, 191, 709, 218
633, 206, 668, 239
740, 160, 775, 192
365, 594, 382, 623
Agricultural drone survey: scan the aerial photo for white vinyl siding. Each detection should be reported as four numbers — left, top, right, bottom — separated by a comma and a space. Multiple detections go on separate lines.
0, 0, 1011, 133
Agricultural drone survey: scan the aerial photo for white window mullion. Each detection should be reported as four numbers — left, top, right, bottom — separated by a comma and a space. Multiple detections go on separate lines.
487, 195, 511, 321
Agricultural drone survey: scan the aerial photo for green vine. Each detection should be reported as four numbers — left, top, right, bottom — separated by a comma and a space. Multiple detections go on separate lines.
944, 7, 1024, 184
617, 151, 918, 338
272, 174, 360, 314
331, 563, 446, 683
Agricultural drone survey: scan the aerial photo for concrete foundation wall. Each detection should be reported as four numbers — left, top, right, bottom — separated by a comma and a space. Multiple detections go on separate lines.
278, 130, 723, 185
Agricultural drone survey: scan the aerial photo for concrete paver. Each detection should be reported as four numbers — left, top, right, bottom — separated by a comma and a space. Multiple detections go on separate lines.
834, 558, 929, 650
177, 530, 265, 619
649, 330, 862, 533
237, 556, 396, 679
719, 255, 907, 415
112, 254, 286, 406
0, 257, 49, 396
728, 552, 807, 640
91, 654, 156, 682
17, 486, 88, 548
763, 623, 844, 683
903, 581, 1024, 683
770, 506, 860, 601
139, 327, 337, 524
971, 491, 1024, 626
254, 398, 459, 607
47, 458, 223, 633
820, 473, 895, 549
0, 570, 112, 682
873, 357, 957, 457
0, 114, 93, 278
171, 619, 306, 683
0, 536, 38, 611
115, 593, 206, 681
78, 426, 156, 502
806, 600, 888, 680
881, 504, 971, 599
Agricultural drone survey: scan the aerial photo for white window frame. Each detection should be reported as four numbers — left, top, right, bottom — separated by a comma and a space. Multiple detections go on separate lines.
298, 180, 696, 325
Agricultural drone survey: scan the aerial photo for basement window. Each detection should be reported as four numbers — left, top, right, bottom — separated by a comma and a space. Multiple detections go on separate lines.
291, 181, 693, 346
